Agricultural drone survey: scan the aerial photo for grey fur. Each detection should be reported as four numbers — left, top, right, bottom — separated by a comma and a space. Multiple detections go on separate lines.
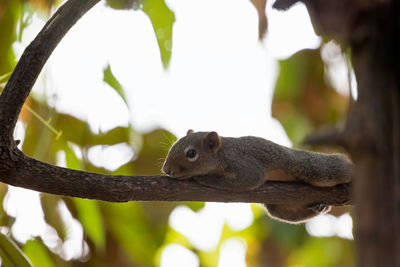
162, 131, 353, 223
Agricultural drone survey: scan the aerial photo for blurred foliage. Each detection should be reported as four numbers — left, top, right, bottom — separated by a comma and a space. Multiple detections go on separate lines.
0, 0, 354, 267
0, 233, 32, 267
272, 49, 349, 147
0, 0, 57, 74
249, 0, 267, 39
105, 0, 175, 69
106, 0, 141, 10
141, 0, 175, 69
103, 64, 129, 107
23, 239, 54, 267
0, 0, 20, 74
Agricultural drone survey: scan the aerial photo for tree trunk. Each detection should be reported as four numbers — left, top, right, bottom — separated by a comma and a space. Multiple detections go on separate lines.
301, 0, 400, 265
349, 10, 400, 267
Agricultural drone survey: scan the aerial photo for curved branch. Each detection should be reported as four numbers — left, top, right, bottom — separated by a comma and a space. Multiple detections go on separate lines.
0, 149, 351, 206
0, 0, 101, 145
0, 0, 351, 208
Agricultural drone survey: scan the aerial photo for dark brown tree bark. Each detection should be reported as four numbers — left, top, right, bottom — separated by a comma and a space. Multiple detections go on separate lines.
285, 0, 399, 266
347, 12, 400, 267
0, 147, 351, 204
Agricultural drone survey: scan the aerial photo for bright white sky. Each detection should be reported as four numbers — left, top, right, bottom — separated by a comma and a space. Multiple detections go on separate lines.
8, 0, 353, 266
27, 0, 321, 145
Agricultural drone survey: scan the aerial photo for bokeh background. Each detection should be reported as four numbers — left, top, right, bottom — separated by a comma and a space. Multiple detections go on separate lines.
0, 0, 355, 266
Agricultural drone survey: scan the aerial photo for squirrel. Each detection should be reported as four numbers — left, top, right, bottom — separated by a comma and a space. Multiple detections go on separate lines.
162, 130, 353, 224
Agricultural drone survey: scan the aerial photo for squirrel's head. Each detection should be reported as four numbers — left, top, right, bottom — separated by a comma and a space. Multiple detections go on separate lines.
162, 129, 222, 179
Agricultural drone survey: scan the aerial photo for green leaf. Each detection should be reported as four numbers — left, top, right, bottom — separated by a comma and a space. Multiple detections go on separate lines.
23, 240, 55, 267
103, 64, 129, 107
130, 128, 176, 175
21, 99, 61, 163
89, 126, 132, 147
0, 0, 20, 74
0, 185, 13, 227
0, 233, 32, 267
0, 71, 12, 82
142, 0, 175, 69
61, 142, 106, 249
181, 202, 205, 212
101, 202, 167, 265
288, 237, 355, 267
106, 0, 141, 10
72, 198, 106, 250
63, 141, 83, 170
41, 194, 67, 241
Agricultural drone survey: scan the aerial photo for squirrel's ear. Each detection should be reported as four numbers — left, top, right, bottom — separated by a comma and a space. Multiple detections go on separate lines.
186, 129, 194, 135
204, 131, 221, 153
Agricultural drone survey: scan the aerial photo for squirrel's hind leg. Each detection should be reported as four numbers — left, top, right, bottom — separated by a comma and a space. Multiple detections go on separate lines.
264, 204, 330, 224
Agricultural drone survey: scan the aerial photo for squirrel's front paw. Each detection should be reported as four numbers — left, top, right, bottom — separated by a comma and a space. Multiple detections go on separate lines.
308, 203, 331, 213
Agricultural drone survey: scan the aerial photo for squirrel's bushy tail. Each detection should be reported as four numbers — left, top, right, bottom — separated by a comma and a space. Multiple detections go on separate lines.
290, 150, 353, 187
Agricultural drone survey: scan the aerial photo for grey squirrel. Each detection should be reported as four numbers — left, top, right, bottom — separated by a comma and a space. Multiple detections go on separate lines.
162, 130, 353, 223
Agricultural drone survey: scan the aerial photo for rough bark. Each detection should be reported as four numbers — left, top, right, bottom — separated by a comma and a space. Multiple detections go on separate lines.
0, 147, 351, 205
289, 0, 399, 266
0, 0, 352, 209
348, 8, 400, 267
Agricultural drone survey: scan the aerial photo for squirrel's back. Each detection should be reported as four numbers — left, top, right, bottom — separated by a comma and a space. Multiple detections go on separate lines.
220, 135, 352, 186
162, 130, 353, 223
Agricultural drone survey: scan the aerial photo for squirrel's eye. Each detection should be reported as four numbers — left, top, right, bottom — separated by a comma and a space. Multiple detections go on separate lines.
186, 149, 196, 158
184, 148, 198, 162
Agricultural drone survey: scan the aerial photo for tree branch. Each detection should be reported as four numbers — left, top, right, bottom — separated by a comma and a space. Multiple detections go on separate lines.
0, 0, 351, 208
0, 149, 351, 205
